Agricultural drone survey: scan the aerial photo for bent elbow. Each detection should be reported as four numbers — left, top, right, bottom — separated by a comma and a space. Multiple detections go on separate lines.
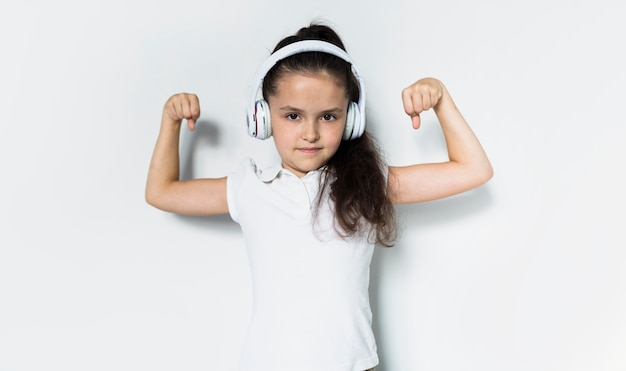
477, 162, 494, 186
145, 186, 165, 210
145, 190, 157, 209
484, 162, 494, 182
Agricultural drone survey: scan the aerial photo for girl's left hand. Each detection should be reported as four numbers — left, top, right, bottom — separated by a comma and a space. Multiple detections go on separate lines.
401, 77, 444, 129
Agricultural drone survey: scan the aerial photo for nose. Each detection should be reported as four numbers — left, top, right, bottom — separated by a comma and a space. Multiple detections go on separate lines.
301, 119, 320, 142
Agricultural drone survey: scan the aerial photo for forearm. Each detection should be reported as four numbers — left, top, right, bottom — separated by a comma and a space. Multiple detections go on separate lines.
145, 117, 183, 205
434, 85, 493, 181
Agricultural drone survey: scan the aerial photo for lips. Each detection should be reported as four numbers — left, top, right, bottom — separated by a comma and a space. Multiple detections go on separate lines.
298, 147, 321, 154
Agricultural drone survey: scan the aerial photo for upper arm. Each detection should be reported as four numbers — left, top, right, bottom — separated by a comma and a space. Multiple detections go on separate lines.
387, 161, 493, 204
145, 177, 229, 216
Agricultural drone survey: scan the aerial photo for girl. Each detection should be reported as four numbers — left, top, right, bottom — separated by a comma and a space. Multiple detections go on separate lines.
146, 24, 492, 371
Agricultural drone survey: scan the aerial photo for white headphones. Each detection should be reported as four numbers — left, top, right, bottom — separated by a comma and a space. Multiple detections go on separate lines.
246, 40, 366, 141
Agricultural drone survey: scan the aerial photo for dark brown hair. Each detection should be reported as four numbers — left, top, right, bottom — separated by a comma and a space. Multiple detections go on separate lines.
262, 23, 397, 247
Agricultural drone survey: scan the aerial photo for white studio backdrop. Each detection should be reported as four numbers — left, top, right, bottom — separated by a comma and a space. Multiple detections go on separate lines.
1, 0, 625, 370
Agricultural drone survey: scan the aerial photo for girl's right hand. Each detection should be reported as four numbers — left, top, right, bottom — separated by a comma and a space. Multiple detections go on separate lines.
163, 93, 201, 131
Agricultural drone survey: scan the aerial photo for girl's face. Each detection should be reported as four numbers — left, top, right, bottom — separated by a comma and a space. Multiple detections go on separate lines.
268, 71, 349, 178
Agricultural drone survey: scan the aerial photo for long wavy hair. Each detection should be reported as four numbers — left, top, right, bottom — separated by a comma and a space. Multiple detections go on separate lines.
262, 23, 397, 247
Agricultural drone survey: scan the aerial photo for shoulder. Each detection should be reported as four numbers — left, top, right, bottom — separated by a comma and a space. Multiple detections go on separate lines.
227, 158, 285, 222
228, 157, 283, 182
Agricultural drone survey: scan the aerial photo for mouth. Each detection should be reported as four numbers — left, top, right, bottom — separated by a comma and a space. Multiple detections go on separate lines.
297, 147, 321, 154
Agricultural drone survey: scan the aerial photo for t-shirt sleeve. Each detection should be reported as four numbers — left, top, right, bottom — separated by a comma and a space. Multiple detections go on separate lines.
226, 157, 256, 223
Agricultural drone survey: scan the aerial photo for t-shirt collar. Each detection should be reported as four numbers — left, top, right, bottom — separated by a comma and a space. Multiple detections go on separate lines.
259, 163, 328, 183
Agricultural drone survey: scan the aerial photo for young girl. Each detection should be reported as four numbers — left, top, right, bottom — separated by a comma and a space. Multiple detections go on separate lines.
146, 24, 492, 371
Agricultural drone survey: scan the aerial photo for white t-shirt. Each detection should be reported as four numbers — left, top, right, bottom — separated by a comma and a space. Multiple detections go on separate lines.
227, 158, 378, 371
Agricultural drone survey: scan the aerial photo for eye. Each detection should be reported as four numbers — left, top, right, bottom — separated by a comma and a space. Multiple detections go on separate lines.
286, 113, 300, 120
321, 114, 336, 121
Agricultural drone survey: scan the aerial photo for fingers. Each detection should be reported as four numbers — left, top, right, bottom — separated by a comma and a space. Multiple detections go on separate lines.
401, 78, 443, 129
164, 93, 201, 130
411, 114, 421, 130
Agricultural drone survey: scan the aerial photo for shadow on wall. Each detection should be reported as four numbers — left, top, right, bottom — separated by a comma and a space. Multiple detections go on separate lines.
180, 119, 222, 181
176, 119, 241, 233
396, 185, 495, 230
369, 186, 495, 371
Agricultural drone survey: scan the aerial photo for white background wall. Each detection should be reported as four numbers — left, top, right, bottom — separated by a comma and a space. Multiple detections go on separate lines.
1, 0, 625, 370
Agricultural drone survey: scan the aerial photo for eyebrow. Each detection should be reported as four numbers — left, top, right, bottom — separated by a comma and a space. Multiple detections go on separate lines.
278, 105, 344, 113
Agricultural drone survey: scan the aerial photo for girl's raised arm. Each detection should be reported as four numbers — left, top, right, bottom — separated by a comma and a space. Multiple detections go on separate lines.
145, 93, 228, 216
387, 78, 493, 204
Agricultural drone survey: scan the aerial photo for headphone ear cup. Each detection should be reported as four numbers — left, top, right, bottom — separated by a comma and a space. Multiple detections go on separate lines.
255, 100, 272, 140
343, 101, 359, 140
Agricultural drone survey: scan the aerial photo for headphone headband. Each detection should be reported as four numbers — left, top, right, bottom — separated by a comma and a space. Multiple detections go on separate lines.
246, 40, 366, 140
